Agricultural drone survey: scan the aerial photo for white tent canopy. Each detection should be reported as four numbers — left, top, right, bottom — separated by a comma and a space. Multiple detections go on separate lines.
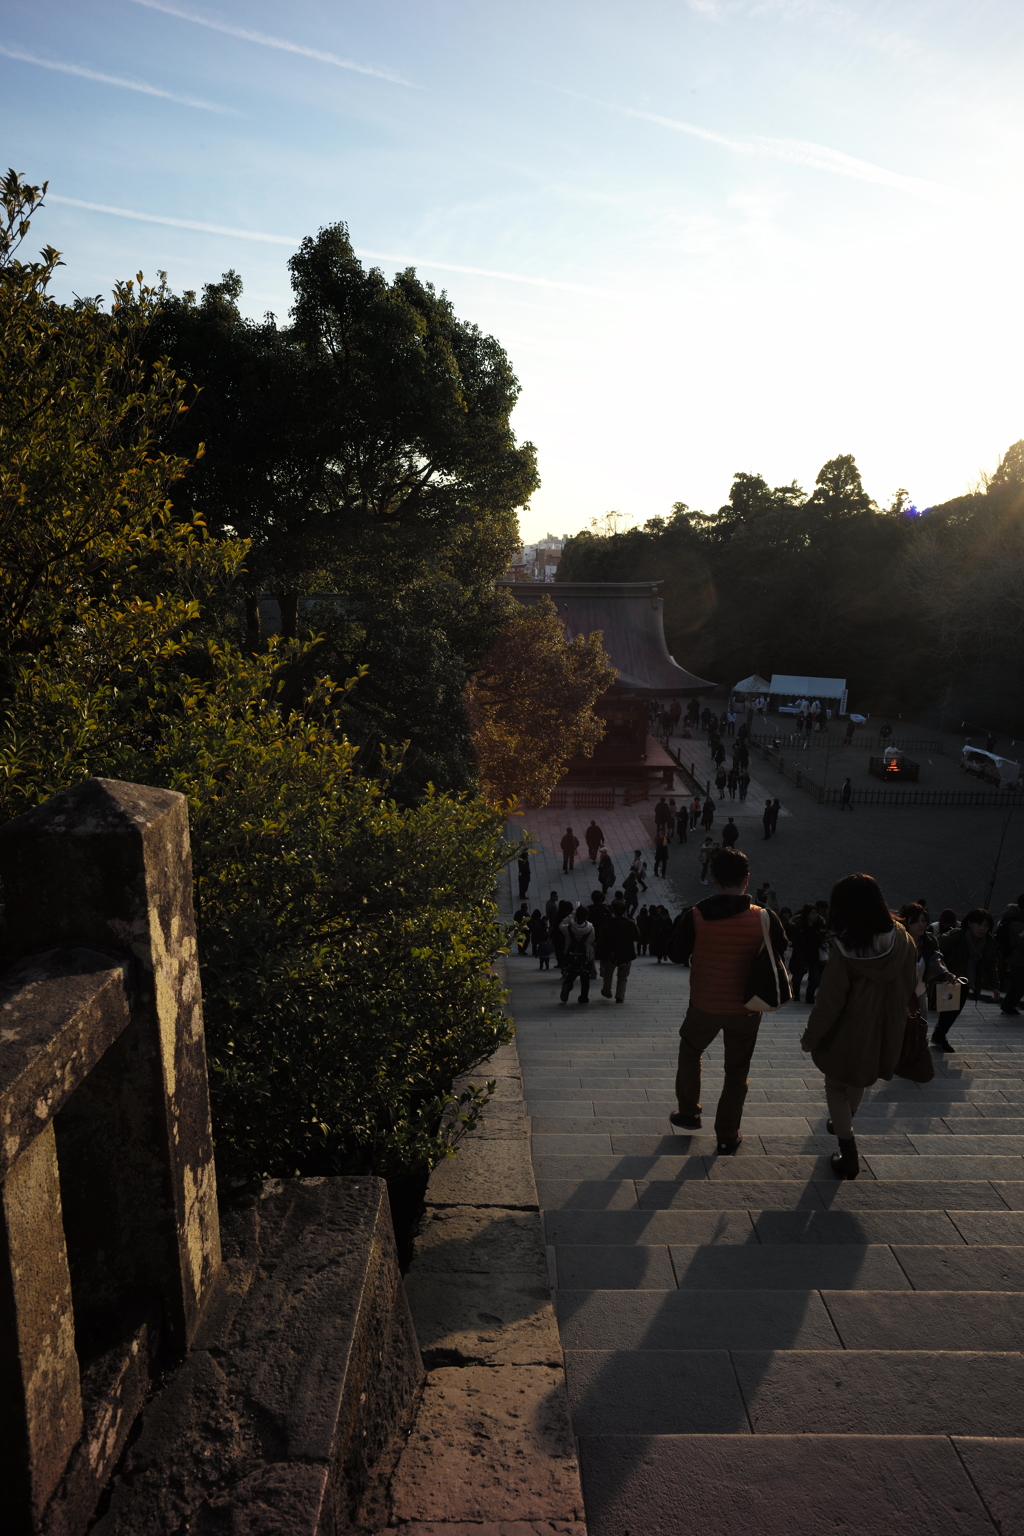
732, 674, 771, 695
770, 674, 848, 714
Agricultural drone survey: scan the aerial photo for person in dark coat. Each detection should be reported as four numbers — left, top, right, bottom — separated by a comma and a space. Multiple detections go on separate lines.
560, 826, 579, 871
650, 905, 673, 963
636, 904, 651, 954
528, 909, 546, 955
597, 848, 615, 892
517, 849, 531, 898
553, 899, 574, 971
934, 908, 1001, 1051
790, 905, 827, 1002
721, 818, 739, 849
588, 889, 610, 934
769, 798, 781, 833
676, 806, 689, 843
622, 870, 640, 917
653, 835, 669, 877
559, 907, 595, 1005
513, 903, 530, 954
762, 799, 773, 839
597, 899, 642, 1002
585, 819, 604, 862
701, 796, 716, 829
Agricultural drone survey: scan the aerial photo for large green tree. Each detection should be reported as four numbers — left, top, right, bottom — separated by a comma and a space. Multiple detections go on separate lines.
148, 226, 538, 795
0, 169, 513, 1181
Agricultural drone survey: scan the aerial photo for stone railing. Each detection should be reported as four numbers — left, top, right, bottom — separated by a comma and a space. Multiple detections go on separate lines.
0, 779, 420, 1536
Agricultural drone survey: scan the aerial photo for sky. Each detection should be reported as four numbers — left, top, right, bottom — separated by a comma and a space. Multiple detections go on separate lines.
3, 0, 1023, 542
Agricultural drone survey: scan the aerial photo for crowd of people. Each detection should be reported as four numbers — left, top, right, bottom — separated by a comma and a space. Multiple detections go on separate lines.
512, 863, 1024, 1055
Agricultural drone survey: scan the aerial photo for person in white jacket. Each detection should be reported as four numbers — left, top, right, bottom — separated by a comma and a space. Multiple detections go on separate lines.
559, 907, 596, 1005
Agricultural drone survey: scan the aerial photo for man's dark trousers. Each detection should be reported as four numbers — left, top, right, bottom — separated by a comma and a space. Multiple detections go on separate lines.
1003, 966, 1024, 1014
675, 1004, 762, 1144
560, 961, 591, 1003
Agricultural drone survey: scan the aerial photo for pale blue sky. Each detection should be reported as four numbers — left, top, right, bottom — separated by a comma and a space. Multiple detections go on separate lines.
4, 0, 1023, 538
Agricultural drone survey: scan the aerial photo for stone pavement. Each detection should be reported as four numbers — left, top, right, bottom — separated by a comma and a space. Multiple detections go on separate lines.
504, 868, 1024, 1534
671, 733, 792, 826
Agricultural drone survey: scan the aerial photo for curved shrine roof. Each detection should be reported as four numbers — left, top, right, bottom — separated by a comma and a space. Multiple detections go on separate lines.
499, 580, 713, 695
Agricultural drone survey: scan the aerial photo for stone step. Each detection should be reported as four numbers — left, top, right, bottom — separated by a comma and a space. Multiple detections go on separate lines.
575, 1433, 1012, 1535
566, 1348, 1024, 1437
551, 1242, 1024, 1292
544, 1209, 966, 1246
555, 1242, 911, 1291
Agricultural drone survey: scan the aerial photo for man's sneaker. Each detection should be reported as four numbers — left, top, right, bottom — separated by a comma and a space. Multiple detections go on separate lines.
601, 988, 613, 998
669, 1111, 701, 1130
716, 1135, 742, 1155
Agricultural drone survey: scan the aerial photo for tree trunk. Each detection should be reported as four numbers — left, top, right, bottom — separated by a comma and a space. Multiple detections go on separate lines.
244, 594, 262, 653
279, 592, 299, 641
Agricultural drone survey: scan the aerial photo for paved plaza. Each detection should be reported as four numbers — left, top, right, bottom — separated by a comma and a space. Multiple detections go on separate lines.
501, 845, 1024, 1534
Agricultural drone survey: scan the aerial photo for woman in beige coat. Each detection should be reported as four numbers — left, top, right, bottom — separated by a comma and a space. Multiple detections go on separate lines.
801, 874, 917, 1178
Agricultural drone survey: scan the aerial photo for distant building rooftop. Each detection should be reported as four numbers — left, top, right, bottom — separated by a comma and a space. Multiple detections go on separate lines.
499, 580, 713, 696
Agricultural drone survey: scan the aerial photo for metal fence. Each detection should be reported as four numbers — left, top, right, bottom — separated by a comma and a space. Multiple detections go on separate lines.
751, 731, 949, 756
750, 738, 1022, 808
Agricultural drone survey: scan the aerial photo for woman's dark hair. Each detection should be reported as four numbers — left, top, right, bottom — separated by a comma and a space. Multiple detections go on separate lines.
962, 907, 992, 930
575, 905, 590, 922
829, 874, 895, 951
899, 903, 926, 926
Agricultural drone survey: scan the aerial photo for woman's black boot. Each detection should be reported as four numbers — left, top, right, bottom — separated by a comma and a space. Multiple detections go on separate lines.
831, 1136, 859, 1180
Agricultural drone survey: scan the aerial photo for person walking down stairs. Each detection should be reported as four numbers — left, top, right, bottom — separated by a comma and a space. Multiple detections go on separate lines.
668, 848, 787, 1155
800, 874, 917, 1179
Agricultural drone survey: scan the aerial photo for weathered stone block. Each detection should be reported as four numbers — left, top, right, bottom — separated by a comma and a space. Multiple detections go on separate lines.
405, 1273, 562, 1367
426, 1139, 537, 1210
388, 1367, 584, 1526
94, 1176, 421, 1535
410, 1209, 548, 1279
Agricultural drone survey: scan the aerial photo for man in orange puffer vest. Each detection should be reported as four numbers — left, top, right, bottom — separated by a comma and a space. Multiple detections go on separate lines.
669, 847, 787, 1154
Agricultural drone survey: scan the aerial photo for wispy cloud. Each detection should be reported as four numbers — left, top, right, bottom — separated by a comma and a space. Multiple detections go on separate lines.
126, 0, 418, 87
566, 89, 953, 203
0, 41, 239, 112
49, 196, 299, 244
47, 196, 619, 296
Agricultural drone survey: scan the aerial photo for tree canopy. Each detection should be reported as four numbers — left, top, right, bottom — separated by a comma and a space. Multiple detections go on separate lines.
558, 447, 1024, 726
0, 169, 516, 1182
466, 597, 615, 807
145, 227, 537, 797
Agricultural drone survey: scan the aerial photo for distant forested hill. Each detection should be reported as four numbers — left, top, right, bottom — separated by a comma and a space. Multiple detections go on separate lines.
557, 446, 1024, 730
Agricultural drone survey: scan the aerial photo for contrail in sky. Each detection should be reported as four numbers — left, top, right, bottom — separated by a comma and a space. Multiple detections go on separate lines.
47, 196, 619, 296
0, 42, 239, 112
567, 89, 953, 203
126, 0, 418, 87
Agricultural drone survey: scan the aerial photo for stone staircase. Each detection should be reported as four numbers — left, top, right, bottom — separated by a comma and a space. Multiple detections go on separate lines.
510, 956, 1024, 1534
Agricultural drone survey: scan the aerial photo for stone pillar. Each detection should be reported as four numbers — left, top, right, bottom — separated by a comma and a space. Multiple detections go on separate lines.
0, 1125, 83, 1532
0, 778, 221, 1355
